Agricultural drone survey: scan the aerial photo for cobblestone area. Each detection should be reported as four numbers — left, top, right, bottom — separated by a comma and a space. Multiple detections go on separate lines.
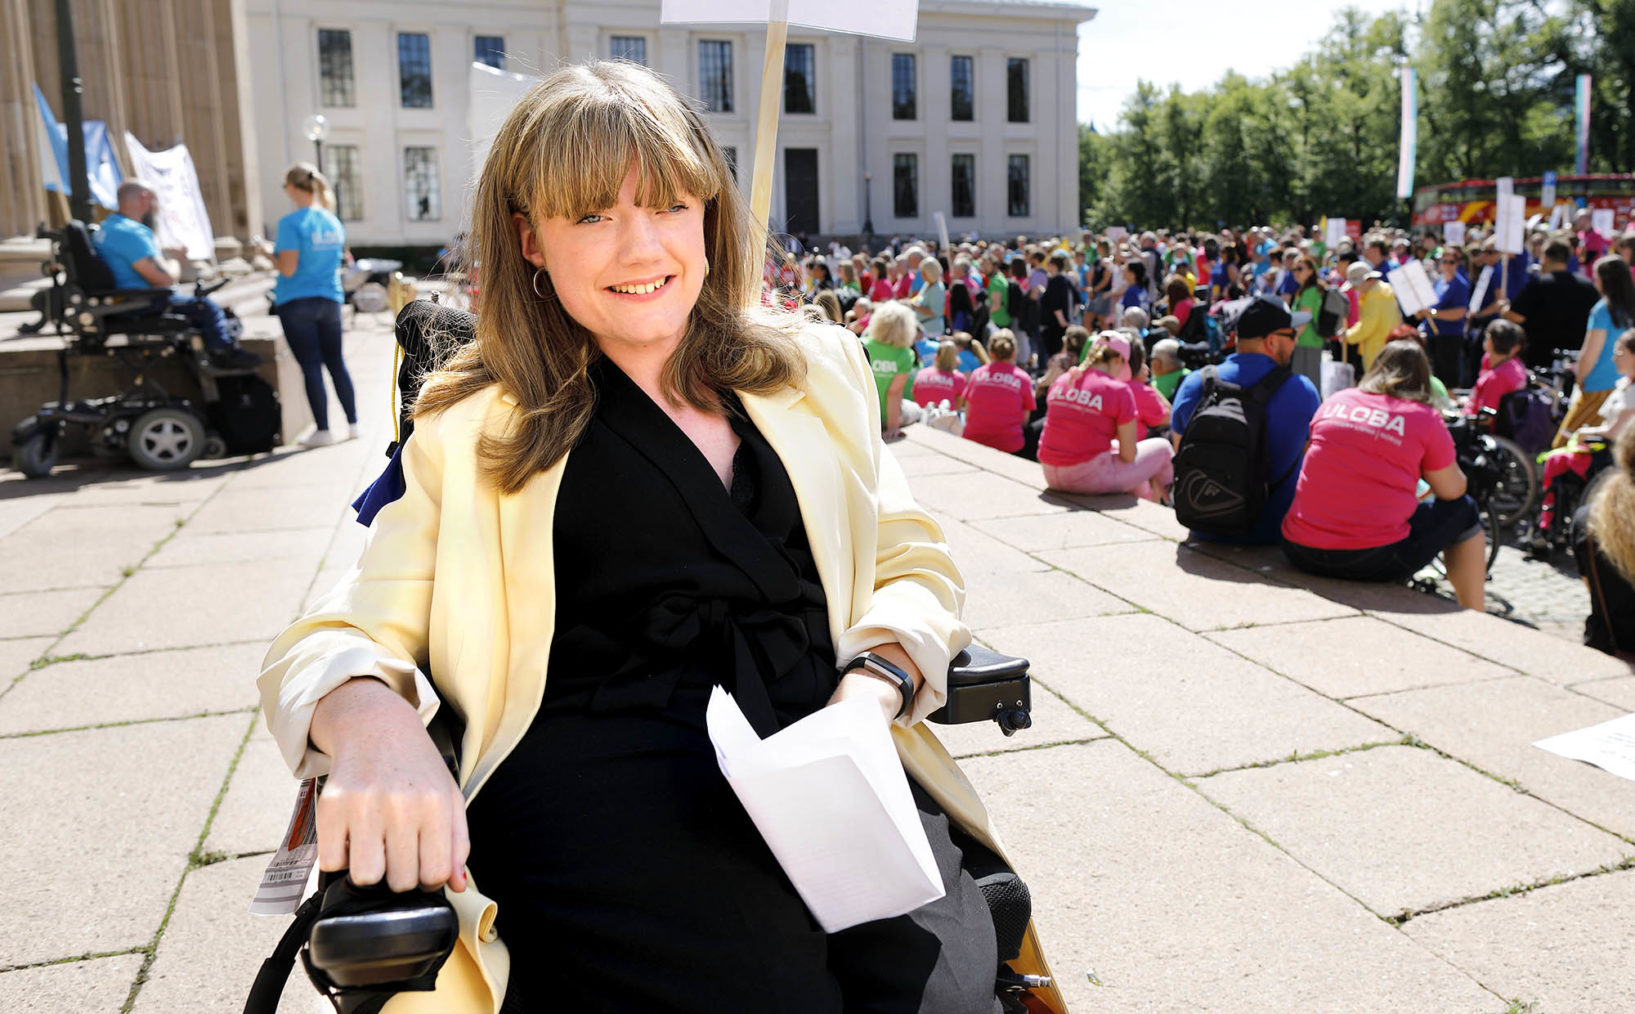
1414, 528, 1591, 645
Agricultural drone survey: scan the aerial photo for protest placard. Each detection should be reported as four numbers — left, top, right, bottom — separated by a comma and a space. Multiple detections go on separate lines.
1387, 260, 1439, 317
1592, 209, 1615, 237
1443, 221, 1465, 247
1325, 217, 1347, 249
1495, 193, 1526, 255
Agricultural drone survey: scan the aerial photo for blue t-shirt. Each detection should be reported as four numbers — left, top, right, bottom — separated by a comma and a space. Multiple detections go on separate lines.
1170, 353, 1322, 545
1277, 269, 1299, 297
1426, 272, 1471, 337
91, 214, 163, 290
1584, 299, 1632, 393
1120, 286, 1148, 312
915, 337, 939, 368
273, 206, 346, 305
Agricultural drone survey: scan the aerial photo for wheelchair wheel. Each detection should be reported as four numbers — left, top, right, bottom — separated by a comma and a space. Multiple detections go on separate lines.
12, 427, 60, 479
128, 407, 205, 471
1485, 436, 1539, 528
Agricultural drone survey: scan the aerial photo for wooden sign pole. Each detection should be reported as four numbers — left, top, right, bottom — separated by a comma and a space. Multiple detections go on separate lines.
749, 0, 790, 230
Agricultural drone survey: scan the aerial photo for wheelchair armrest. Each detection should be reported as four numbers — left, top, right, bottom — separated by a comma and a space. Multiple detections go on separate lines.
927, 644, 1032, 734
194, 277, 229, 299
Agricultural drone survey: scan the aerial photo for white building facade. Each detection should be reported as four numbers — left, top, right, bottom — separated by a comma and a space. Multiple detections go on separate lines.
245, 0, 1096, 247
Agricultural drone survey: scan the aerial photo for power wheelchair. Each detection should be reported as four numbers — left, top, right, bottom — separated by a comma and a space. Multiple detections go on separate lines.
8, 221, 279, 478
244, 300, 1061, 1014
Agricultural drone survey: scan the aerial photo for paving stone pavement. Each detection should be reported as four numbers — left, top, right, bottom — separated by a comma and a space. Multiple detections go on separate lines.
1, 314, 1631, 1013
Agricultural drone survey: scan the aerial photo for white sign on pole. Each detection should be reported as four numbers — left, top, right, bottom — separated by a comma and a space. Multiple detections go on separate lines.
1496, 176, 1514, 202
1324, 217, 1347, 248
1387, 260, 1439, 317
1493, 193, 1527, 255
933, 211, 949, 252
1540, 171, 1557, 209
661, 0, 918, 42
1443, 221, 1466, 247
1592, 209, 1615, 237
124, 134, 215, 261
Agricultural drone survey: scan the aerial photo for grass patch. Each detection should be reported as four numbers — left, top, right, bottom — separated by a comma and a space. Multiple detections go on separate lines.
28, 653, 89, 671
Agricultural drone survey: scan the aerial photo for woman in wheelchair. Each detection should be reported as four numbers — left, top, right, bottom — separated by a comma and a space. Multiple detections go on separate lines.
259, 62, 1059, 1014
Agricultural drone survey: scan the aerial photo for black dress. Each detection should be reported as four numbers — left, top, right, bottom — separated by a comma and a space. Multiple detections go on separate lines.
464, 358, 999, 1013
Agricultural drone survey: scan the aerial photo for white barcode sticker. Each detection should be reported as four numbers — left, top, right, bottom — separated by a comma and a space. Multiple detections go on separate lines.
250, 778, 321, 916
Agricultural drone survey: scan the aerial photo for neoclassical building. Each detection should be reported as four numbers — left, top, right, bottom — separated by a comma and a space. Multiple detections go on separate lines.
243, 0, 1095, 246
1, 0, 1095, 246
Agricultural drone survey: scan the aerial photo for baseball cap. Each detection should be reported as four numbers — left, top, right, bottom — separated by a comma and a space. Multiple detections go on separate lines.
1234, 295, 1311, 340
1093, 330, 1132, 361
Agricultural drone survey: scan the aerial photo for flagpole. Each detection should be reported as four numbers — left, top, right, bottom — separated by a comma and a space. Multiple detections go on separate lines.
749, 0, 789, 231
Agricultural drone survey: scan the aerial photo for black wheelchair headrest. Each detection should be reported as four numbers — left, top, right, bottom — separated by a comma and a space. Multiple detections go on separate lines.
394, 299, 475, 361
62, 220, 118, 292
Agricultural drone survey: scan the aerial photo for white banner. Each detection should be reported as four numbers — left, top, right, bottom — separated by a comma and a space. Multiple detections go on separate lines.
123, 134, 214, 261
661, 0, 918, 42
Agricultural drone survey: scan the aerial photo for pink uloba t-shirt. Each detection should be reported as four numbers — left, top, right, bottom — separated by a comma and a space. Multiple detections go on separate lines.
913, 367, 967, 408
1282, 388, 1457, 550
1037, 369, 1137, 466
961, 363, 1036, 453
1466, 356, 1527, 417
1130, 379, 1169, 430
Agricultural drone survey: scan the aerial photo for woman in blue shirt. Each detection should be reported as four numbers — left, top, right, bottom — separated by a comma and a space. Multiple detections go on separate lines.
254, 164, 356, 447
1559, 255, 1635, 444
1417, 246, 1470, 388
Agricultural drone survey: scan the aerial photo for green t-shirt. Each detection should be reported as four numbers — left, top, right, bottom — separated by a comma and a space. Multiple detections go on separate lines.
988, 273, 1012, 327
1295, 286, 1325, 349
1153, 366, 1190, 401
864, 339, 916, 418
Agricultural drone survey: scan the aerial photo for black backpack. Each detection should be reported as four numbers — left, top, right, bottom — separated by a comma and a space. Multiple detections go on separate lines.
1172, 364, 1293, 536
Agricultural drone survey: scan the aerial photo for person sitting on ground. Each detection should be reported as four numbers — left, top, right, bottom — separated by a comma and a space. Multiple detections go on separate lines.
1038, 325, 1090, 395
1125, 339, 1171, 437
960, 330, 1035, 455
1464, 319, 1527, 418
844, 296, 872, 336
1575, 428, 1635, 659
813, 289, 844, 325
1170, 296, 1322, 545
1037, 331, 1174, 501
951, 330, 989, 373
1149, 338, 1190, 401
91, 180, 259, 367
1120, 306, 1150, 348
913, 340, 967, 409
1281, 339, 1486, 610
862, 300, 920, 440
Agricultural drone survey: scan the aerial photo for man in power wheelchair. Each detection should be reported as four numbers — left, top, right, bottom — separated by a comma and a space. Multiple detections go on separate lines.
9, 188, 280, 478
91, 180, 260, 369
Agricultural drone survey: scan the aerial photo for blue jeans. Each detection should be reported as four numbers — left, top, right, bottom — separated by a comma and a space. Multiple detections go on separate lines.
276, 296, 355, 431
164, 292, 230, 349
1283, 495, 1483, 583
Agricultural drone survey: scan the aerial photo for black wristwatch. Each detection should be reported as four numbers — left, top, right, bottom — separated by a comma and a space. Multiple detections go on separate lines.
840, 651, 915, 719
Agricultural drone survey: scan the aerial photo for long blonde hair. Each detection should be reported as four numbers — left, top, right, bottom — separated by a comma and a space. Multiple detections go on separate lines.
1588, 427, 1635, 584
283, 162, 335, 213
415, 61, 805, 493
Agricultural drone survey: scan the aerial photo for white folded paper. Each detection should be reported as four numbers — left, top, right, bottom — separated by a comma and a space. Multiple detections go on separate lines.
706, 686, 945, 932
1388, 260, 1440, 317
1534, 712, 1635, 782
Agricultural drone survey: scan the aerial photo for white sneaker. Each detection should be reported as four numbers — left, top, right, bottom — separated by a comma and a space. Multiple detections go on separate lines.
343, 423, 361, 442
300, 429, 336, 448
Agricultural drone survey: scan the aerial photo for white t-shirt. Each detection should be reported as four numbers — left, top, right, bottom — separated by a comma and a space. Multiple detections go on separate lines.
1600, 376, 1631, 422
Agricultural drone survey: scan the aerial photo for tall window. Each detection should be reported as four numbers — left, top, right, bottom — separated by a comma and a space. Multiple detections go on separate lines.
610, 35, 647, 64
784, 43, 815, 114
404, 147, 441, 221
324, 144, 364, 222
1007, 154, 1030, 217
950, 55, 974, 122
891, 53, 916, 120
1006, 58, 1029, 123
699, 41, 733, 112
317, 29, 354, 107
951, 154, 975, 218
398, 33, 433, 108
722, 146, 738, 180
893, 153, 918, 219
474, 36, 505, 70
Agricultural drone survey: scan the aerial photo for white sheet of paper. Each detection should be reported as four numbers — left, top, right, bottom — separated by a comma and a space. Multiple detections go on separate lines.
706, 687, 944, 932
1592, 209, 1616, 237
661, 0, 919, 42
1468, 264, 1493, 315
1534, 713, 1635, 782
1444, 221, 1466, 246
1325, 217, 1347, 248
1388, 260, 1439, 317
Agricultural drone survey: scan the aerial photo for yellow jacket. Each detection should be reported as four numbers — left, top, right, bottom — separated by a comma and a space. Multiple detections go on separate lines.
1344, 281, 1401, 370
259, 323, 1067, 1013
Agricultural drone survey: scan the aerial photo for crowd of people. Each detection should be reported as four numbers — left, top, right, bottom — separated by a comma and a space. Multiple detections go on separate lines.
780, 214, 1635, 656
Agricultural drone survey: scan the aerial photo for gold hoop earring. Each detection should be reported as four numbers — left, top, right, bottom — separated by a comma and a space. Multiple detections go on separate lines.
532, 266, 551, 300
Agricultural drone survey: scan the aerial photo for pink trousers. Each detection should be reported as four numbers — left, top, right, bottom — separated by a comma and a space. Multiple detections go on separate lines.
1042, 438, 1175, 501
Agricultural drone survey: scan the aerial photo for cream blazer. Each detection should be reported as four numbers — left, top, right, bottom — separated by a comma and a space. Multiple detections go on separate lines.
259, 323, 1066, 1012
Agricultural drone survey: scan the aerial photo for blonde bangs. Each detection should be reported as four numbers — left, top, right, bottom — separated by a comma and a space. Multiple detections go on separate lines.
519, 73, 723, 223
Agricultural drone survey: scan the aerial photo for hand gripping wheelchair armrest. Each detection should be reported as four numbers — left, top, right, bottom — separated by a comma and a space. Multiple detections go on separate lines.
247, 655, 1036, 1014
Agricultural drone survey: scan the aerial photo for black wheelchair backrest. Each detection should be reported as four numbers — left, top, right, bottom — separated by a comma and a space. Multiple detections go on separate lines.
62, 220, 118, 292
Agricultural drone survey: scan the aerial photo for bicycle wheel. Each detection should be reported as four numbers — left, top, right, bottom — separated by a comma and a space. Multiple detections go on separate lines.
1486, 436, 1539, 527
